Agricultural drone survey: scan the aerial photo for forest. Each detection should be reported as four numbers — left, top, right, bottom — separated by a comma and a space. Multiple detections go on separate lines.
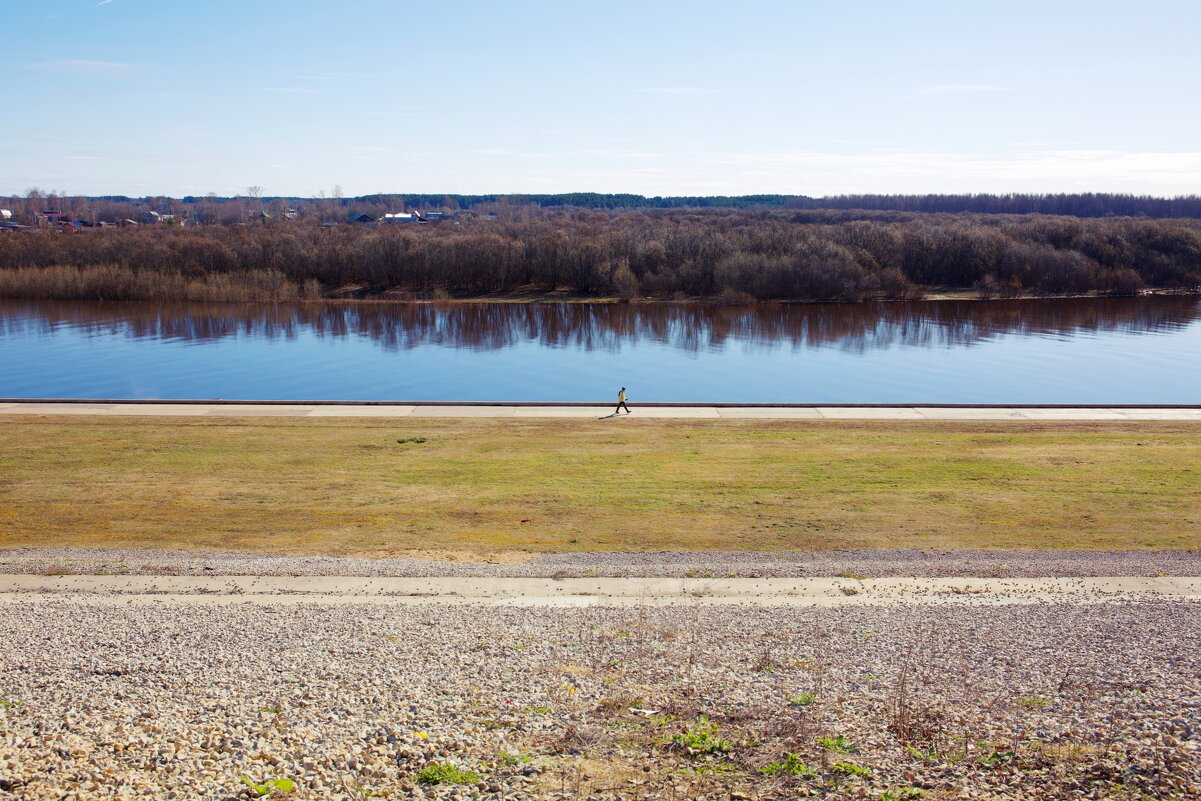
0, 207, 1199, 303
5, 191, 1201, 222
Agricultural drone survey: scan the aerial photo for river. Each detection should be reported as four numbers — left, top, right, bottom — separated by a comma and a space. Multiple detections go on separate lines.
1, 296, 1198, 403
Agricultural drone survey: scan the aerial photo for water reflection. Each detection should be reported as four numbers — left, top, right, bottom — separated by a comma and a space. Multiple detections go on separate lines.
1, 296, 1197, 355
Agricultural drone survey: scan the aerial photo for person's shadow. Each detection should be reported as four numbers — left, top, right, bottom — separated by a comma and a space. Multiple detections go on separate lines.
598, 412, 620, 419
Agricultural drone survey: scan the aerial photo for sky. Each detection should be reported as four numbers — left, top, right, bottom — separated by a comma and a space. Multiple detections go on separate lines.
3, 0, 1200, 198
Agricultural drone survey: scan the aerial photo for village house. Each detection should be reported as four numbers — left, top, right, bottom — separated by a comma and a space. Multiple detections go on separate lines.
381, 212, 422, 223
143, 211, 180, 224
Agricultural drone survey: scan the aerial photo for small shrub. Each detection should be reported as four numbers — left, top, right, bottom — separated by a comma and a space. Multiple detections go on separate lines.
904, 744, 939, 763
1016, 695, 1050, 709
239, 776, 295, 797
479, 719, 515, 730
414, 763, 481, 786
713, 287, 757, 306
817, 735, 859, 753
980, 748, 1015, 767
759, 753, 817, 777
684, 763, 737, 774
597, 692, 644, 711
395, 437, 427, 444
832, 761, 872, 778
672, 729, 732, 754
670, 717, 732, 755
1103, 268, 1144, 295
611, 263, 641, 299
788, 692, 817, 707
497, 751, 530, 766
881, 789, 924, 801
752, 657, 779, 673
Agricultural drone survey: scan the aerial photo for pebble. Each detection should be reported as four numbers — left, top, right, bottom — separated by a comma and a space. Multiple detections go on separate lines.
0, 597, 1198, 799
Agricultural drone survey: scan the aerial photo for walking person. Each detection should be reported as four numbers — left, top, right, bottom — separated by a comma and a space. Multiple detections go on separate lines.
615, 387, 631, 415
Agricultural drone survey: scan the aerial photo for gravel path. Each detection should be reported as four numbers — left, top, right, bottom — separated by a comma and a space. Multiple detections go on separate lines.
4, 547, 1200, 579
2, 598, 1198, 800
3, 575, 1200, 607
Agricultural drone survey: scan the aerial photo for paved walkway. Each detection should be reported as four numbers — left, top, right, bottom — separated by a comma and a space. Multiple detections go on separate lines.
1, 574, 1198, 606
1, 401, 1200, 419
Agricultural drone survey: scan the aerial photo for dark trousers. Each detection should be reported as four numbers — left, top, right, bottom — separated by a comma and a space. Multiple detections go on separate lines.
615, 401, 630, 413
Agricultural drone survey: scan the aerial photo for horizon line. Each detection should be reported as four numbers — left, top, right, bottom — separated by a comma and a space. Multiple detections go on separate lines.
5, 190, 1201, 201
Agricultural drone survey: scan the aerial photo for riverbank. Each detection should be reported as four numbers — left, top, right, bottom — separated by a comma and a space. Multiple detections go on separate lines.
322, 286, 1201, 304
312, 286, 1201, 304
3, 283, 1195, 306
1, 416, 1198, 554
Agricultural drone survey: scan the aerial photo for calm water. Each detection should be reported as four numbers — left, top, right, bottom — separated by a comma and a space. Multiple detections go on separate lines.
1, 297, 1199, 403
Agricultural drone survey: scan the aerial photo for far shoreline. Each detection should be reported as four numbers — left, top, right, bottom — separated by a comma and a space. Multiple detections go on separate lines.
318, 285, 1200, 305
5, 285, 1193, 307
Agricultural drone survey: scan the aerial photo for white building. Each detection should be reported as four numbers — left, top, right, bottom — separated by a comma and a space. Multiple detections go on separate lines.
381, 212, 421, 223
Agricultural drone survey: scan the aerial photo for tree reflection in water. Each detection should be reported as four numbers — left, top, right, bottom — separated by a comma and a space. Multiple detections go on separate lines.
2, 296, 1197, 355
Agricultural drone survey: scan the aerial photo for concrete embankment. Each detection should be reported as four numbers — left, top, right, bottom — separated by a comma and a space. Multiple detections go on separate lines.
2, 400, 1201, 419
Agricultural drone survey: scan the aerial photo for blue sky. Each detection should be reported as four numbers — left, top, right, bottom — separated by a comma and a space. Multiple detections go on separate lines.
4, 0, 1199, 197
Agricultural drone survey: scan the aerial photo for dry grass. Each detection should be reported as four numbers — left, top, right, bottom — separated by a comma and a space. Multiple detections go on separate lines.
0, 416, 1197, 555
0, 264, 319, 302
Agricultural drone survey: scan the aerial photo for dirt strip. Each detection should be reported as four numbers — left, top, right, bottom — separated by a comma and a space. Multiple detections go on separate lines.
4, 574, 1199, 607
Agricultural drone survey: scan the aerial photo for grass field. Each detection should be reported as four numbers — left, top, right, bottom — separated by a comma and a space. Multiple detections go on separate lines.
0, 416, 1197, 555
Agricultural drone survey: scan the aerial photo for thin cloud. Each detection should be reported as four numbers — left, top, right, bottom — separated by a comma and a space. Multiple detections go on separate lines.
130, 91, 212, 99
346, 146, 398, 155
25, 60, 146, 76
918, 83, 1010, 95
635, 86, 712, 95
95, 0, 114, 6
256, 87, 318, 94
301, 71, 382, 80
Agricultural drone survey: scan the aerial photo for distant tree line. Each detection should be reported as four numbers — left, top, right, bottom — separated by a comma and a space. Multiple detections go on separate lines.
0, 208, 1198, 303
6, 190, 1201, 222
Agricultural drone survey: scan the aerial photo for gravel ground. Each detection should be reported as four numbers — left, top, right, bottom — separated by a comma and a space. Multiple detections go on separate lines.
2, 599, 1198, 800
3, 547, 1200, 579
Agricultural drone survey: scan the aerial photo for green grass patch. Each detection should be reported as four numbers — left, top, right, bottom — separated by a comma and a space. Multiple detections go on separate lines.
414, 763, 481, 785
0, 417, 1197, 554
